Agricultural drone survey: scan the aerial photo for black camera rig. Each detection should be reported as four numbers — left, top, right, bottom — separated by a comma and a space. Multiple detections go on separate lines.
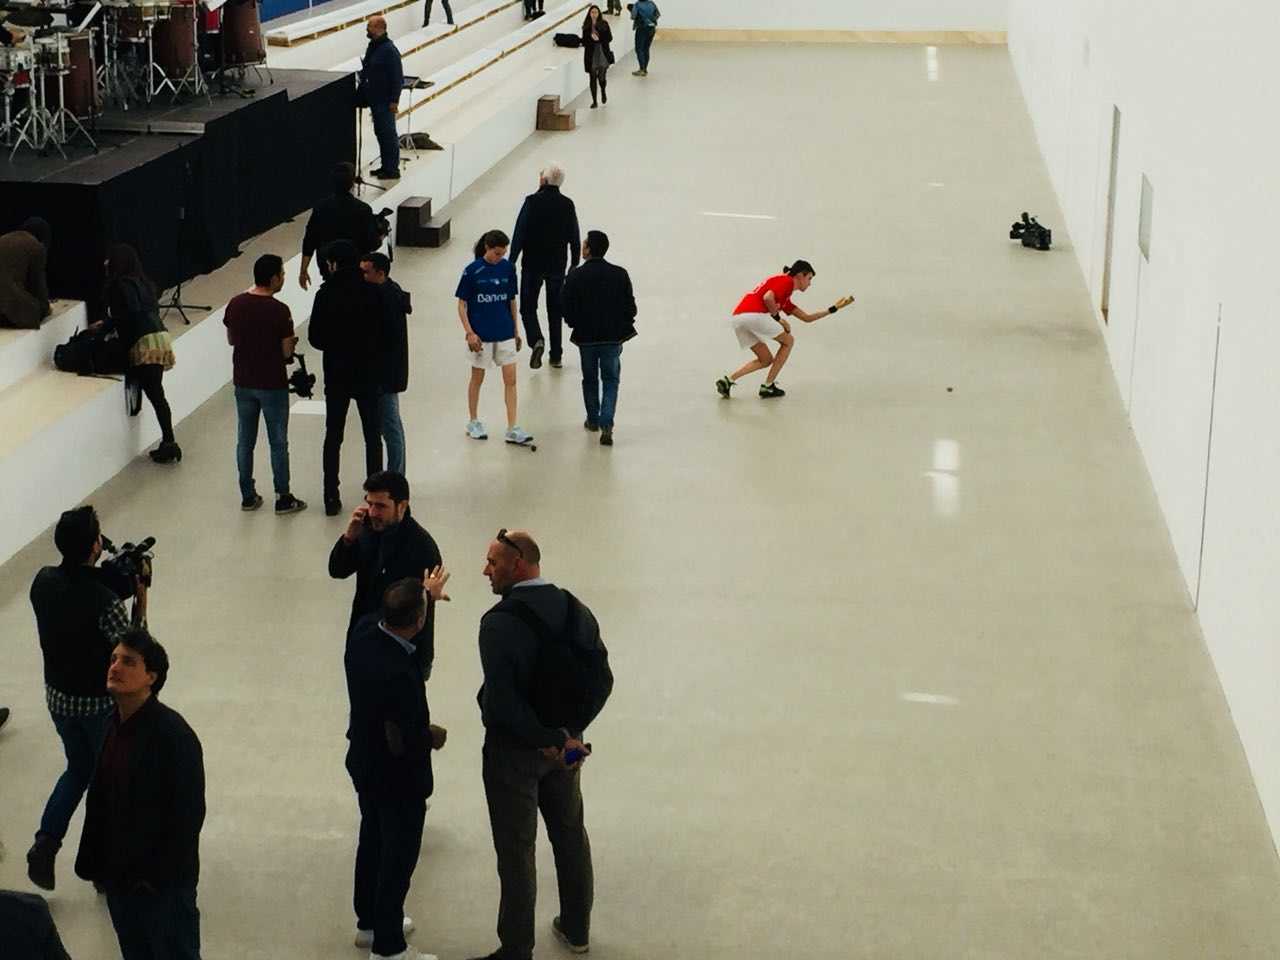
288, 352, 317, 399
101, 536, 156, 588
1010, 212, 1052, 251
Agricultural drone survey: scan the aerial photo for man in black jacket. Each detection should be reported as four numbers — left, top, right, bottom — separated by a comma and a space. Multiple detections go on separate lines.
329, 471, 443, 675
466, 529, 608, 960
27, 505, 140, 892
361, 252, 411, 476
561, 229, 637, 446
76, 628, 205, 960
345, 576, 449, 960
308, 240, 385, 516
360, 16, 404, 181
299, 163, 377, 291
509, 164, 580, 369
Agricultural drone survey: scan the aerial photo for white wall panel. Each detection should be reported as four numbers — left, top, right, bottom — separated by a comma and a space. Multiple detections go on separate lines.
661, 0, 1006, 31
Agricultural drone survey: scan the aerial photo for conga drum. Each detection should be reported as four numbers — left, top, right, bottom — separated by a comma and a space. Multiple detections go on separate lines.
61, 32, 100, 117
153, 3, 197, 77
221, 0, 264, 66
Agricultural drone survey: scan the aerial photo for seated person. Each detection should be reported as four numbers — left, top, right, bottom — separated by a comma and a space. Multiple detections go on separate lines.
0, 218, 52, 330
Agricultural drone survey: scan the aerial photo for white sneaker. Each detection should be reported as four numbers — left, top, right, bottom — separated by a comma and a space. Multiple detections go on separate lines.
354, 917, 415, 948
370, 951, 436, 960
466, 419, 488, 440
504, 425, 533, 445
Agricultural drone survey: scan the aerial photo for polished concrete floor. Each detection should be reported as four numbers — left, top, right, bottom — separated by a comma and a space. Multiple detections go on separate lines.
3, 41, 1280, 960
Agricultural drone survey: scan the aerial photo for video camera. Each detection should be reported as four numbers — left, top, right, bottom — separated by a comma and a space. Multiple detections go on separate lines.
288, 352, 317, 399
101, 535, 156, 588
374, 207, 393, 246
1009, 212, 1052, 251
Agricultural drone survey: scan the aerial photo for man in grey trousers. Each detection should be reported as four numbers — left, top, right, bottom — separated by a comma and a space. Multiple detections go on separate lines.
466, 529, 612, 960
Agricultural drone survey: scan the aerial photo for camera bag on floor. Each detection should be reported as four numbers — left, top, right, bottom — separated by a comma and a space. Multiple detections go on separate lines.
554, 32, 582, 47
53, 327, 127, 377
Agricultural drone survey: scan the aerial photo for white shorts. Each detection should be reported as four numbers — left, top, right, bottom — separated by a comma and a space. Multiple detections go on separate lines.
469, 338, 519, 369
730, 312, 785, 350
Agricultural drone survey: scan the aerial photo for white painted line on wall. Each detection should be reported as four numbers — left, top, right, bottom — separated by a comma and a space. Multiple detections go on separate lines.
926, 46, 939, 81
901, 692, 960, 706
290, 400, 327, 416
699, 211, 778, 221
932, 438, 960, 473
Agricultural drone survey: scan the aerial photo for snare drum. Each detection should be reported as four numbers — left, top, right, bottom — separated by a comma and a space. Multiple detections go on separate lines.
118, 3, 173, 41
0, 45, 36, 74
35, 34, 72, 72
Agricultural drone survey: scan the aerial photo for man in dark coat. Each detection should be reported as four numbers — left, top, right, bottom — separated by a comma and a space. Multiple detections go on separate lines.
308, 239, 385, 515
508, 165, 580, 369
560, 229, 637, 446
344, 575, 449, 960
360, 16, 404, 180
329, 471, 444, 676
299, 163, 377, 290
361, 252, 411, 476
0, 217, 52, 329
75, 628, 205, 960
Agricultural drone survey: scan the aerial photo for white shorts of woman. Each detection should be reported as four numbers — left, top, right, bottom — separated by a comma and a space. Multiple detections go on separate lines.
730, 312, 786, 349
469, 338, 519, 368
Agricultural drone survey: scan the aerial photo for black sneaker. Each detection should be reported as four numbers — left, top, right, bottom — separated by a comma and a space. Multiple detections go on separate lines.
0, 706, 9, 731
324, 498, 342, 517
550, 357, 563, 368
758, 382, 786, 399
715, 375, 735, 398
372, 168, 401, 180
241, 494, 263, 512
553, 916, 589, 954
530, 339, 545, 369
27, 833, 59, 891
275, 494, 308, 515
584, 419, 599, 432
599, 428, 613, 447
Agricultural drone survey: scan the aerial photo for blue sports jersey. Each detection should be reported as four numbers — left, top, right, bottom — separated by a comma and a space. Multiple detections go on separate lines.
455, 258, 517, 342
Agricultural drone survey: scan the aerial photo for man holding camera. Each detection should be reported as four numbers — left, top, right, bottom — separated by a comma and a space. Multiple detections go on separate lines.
329, 472, 443, 677
225, 254, 307, 515
26, 506, 141, 891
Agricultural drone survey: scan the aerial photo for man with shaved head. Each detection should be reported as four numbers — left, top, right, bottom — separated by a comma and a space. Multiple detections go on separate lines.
467, 530, 613, 960
359, 15, 404, 180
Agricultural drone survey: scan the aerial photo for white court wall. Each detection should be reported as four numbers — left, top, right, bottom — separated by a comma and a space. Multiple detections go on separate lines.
1007, 0, 1280, 850
659, 0, 1007, 31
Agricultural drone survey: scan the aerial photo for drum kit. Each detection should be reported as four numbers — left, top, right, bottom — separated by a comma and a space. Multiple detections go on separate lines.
0, 0, 269, 158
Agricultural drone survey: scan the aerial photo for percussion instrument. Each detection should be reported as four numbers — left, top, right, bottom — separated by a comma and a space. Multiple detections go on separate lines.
0, 44, 35, 72
152, 3, 194, 77
220, 0, 262, 66
59, 30, 97, 117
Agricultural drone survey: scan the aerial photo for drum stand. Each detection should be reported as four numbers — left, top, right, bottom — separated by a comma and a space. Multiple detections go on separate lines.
100, 14, 141, 109
48, 67, 98, 152
171, 17, 210, 103
10, 66, 56, 159
144, 22, 178, 102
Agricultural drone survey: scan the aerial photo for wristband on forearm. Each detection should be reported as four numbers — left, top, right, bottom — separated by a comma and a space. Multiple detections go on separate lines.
828, 305, 838, 314
771, 312, 781, 322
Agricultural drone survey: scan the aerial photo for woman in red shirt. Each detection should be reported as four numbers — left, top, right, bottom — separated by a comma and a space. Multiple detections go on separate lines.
716, 260, 853, 398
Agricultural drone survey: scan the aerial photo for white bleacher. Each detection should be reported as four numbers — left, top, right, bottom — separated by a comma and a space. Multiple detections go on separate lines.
0, 299, 85, 394
264, 0, 417, 46
0, 0, 633, 566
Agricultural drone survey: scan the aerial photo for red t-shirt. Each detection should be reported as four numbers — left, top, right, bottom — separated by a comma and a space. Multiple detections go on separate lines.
224, 292, 294, 390
733, 274, 796, 316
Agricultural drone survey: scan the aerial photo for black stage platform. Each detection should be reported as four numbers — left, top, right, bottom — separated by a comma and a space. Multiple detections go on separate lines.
0, 69, 355, 305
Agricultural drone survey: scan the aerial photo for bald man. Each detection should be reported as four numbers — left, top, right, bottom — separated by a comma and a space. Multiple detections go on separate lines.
359, 16, 404, 180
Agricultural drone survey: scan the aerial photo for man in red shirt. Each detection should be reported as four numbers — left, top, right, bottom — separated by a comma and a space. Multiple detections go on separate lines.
224, 255, 307, 514
715, 260, 853, 398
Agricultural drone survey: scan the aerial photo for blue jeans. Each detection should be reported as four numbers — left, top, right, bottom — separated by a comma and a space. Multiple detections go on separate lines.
235, 387, 290, 501
106, 886, 201, 960
634, 27, 654, 71
578, 343, 622, 429
370, 102, 399, 173
39, 710, 113, 842
380, 392, 405, 476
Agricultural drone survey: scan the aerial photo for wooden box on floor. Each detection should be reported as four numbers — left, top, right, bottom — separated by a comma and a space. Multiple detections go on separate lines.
537, 95, 576, 132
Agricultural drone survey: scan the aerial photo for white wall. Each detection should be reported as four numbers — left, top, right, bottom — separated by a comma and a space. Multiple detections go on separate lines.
660, 0, 1007, 31
1007, 0, 1280, 850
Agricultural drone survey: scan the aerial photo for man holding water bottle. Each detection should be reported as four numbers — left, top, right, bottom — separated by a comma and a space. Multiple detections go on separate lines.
468, 529, 613, 960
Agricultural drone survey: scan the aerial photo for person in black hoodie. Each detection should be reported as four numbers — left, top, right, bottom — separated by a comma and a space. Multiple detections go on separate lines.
361, 252, 411, 476
329, 471, 444, 677
344, 575, 450, 960
560, 230, 636, 446
581, 6, 613, 109
299, 162, 377, 290
75, 628, 205, 960
90, 244, 179, 464
508, 165, 580, 369
308, 239, 385, 516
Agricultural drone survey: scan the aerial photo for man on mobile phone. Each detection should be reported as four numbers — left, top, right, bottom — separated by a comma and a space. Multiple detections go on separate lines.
328, 471, 443, 676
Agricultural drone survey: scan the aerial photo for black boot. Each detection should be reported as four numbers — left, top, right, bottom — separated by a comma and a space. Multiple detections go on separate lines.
149, 440, 182, 464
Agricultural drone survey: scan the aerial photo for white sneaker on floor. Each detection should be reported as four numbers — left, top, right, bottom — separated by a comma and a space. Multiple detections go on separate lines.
370, 951, 436, 960
466, 419, 488, 440
504, 425, 533, 445
354, 917, 415, 948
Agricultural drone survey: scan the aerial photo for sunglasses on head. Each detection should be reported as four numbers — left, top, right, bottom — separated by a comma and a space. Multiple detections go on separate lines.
496, 528, 523, 558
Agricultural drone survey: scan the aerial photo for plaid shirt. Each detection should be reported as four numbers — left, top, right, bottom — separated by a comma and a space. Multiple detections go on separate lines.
45, 599, 130, 718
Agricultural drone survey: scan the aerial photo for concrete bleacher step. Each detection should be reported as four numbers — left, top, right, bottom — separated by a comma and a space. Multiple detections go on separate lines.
536, 94, 575, 131
266, 0, 417, 46
0, 300, 86, 394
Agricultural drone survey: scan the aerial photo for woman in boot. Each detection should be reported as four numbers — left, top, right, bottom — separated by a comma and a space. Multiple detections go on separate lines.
582, 5, 613, 109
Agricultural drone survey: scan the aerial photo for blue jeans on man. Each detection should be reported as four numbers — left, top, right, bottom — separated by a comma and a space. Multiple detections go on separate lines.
235, 387, 290, 501
370, 102, 399, 173
380, 392, 405, 475
39, 710, 113, 842
579, 343, 622, 429
634, 27, 655, 71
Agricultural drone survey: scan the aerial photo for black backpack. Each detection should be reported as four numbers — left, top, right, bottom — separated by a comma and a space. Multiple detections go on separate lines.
496, 590, 613, 735
553, 32, 582, 48
53, 327, 126, 376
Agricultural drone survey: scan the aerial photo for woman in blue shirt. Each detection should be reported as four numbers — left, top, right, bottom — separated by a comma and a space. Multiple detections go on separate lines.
456, 230, 533, 444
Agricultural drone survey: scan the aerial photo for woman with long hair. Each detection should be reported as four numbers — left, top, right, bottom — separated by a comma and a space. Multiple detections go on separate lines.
581, 5, 613, 109
92, 244, 180, 462
715, 260, 853, 399
455, 229, 533, 445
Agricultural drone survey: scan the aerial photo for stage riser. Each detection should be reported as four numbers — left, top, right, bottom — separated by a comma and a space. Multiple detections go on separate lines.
0, 302, 86, 395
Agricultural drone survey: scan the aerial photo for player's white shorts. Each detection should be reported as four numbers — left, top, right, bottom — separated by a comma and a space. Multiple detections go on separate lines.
730, 312, 786, 349
469, 338, 519, 369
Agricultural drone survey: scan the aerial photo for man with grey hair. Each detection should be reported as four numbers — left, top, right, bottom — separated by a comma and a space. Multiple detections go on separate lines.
508, 166, 581, 369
